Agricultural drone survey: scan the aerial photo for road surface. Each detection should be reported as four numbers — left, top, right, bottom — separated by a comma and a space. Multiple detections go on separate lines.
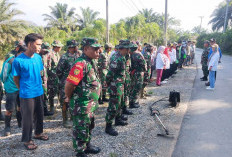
172, 49, 232, 157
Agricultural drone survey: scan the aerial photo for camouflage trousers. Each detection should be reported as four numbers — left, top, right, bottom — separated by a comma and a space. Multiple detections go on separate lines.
121, 78, 131, 109
105, 90, 124, 124
58, 82, 66, 107
47, 76, 59, 100
143, 68, 151, 88
129, 72, 144, 104
72, 114, 95, 153
202, 65, 209, 77
99, 71, 107, 99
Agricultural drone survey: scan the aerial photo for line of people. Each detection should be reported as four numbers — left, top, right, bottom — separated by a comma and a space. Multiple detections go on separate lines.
0, 33, 197, 157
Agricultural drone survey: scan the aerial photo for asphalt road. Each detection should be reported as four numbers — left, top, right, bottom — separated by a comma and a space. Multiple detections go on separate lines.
172, 49, 232, 157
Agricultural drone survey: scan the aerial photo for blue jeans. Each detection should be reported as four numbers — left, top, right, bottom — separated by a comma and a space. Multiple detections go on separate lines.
209, 71, 216, 88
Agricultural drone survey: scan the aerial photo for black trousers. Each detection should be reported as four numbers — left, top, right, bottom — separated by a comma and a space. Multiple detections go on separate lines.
20, 95, 44, 142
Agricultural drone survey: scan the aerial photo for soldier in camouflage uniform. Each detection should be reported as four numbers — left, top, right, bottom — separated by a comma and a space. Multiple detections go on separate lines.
97, 43, 113, 104
105, 40, 130, 136
56, 40, 80, 128
129, 42, 147, 108
40, 42, 54, 116
0, 80, 4, 121
47, 40, 63, 113
5, 40, 24, 61
65, 38, 101, 157
200, 40, 210, 81
141, 44, 152, 98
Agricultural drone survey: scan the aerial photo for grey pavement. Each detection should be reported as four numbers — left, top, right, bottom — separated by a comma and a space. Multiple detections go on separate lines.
172, 49, 232, 157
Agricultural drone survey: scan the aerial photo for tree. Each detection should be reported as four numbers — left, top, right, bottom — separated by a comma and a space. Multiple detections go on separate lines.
209, 0, 232, 31
76, 7, 100, 29
43, 3, 77, 32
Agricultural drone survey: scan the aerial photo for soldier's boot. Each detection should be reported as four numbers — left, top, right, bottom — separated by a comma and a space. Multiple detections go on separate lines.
115, 116, 128, 126
76, 152, 87, 157
102, 95, 109, 102
121, 114, 128, 121
98, 98, 104, 104
49, 99, 55, 114
16, 111, 22, 128
201, 76, 208, 81
62, 103, 72, 128
200, 76, 204, 80
84, 142, 101, 154
122, 106, 133, 115
0, 105, 4, 121
4, 115, 11, 136
44, 100, 54, 116
105, 123, 118, 136
129, 101, 140, 109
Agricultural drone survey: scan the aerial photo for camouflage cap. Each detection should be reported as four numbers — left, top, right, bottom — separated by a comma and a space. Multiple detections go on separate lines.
41, 42, 51, 52
67, 40, 79, 48
118, 39, 130, 49
81, 37, 101, 49
129, 41, 138, 48
14, 40, 24, 47
104, 43, 113, 49
51, 40, 63, 47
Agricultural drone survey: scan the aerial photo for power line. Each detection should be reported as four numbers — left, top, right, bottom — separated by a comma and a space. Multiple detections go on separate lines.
128, 0, 140, 11
138, 0, 146, 9
121, 0, 137, 15
125, 0, 139, 13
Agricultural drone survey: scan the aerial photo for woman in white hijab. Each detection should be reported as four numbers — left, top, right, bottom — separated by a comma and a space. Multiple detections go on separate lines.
156, 46, 166, 86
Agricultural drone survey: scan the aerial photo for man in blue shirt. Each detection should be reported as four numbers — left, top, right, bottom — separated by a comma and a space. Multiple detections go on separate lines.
12, 33, 49, 150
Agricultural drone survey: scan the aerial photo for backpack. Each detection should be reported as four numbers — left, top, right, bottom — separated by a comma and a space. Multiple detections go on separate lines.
0, 56, 14, 83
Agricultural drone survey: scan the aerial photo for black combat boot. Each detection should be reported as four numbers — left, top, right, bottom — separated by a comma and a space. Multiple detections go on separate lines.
102, 95, 109, 102
122, 106, 133, 115
49, 99, 55, 114
44, 100, 54, 116
115, 117, 128, 126
129, 101, 140, 109
105, 123, 118, 136
16, 111, 22, 128
84, 142, 101, 154
4, 115, 11, 136
121, 114, 128, 121
98, 98, 104, 104
76, 152, 87, 157
200, 76, 204, 80
205, 82, 210, 86
201, 76, 208, 81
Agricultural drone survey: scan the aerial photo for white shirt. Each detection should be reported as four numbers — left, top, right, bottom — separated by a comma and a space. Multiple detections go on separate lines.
156, 53, 166, 69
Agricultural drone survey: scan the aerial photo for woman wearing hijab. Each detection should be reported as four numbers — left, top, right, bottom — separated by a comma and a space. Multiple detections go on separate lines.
156, 46, 166, 86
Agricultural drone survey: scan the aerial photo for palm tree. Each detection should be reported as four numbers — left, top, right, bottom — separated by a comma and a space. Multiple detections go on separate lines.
76, 7, 100, 29
43, 3, 77, 31
209, 1, 232, 31
0, 0, 27, 44
139, 8, 160, 23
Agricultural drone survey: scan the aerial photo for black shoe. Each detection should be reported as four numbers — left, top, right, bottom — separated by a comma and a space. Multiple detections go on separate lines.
105, 123, 118, 136
200, 76, 204, 80
102, 96, 109, 102
44, 109, 54, 116
98, 98, 104, 104
85, 143, 101, 154
115, 117, 128, 126
122, 107, 133, 115
205, 82, 210, 86
129, 102, 140, 109
76, 152, 87, 157
201, 77, 208, 81
0, 113, 5, 121
121, 115, 128, 121
4, 115, 11, 136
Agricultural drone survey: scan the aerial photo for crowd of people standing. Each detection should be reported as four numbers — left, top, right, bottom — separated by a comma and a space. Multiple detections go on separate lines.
0, 32, 208, 157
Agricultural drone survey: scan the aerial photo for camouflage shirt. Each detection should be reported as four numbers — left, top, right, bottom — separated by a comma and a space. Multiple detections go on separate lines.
143, 50, 151, 70
56, 51, 80, 85
67, 53, 101, 116
47, 50, 60, 78
98, 51, 108, 70
201, 47, 210, 66
130, 51, 147, 73
106, 51, 126, 95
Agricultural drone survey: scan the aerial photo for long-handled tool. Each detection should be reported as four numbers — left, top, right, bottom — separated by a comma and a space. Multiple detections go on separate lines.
149, 107, 174, 138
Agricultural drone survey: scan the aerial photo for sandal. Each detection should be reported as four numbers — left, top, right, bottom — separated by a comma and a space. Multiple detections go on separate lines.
24, 141, 37, 150
33, 134, 49, 141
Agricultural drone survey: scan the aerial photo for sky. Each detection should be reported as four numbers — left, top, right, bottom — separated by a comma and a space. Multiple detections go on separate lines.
12, 0, 225, 31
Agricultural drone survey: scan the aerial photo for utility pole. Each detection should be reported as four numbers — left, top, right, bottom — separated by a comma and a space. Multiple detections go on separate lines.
106, 0, 109, 43
199, 16, 204, 32
164, 0, 168, 46
223, 0, 229, 33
